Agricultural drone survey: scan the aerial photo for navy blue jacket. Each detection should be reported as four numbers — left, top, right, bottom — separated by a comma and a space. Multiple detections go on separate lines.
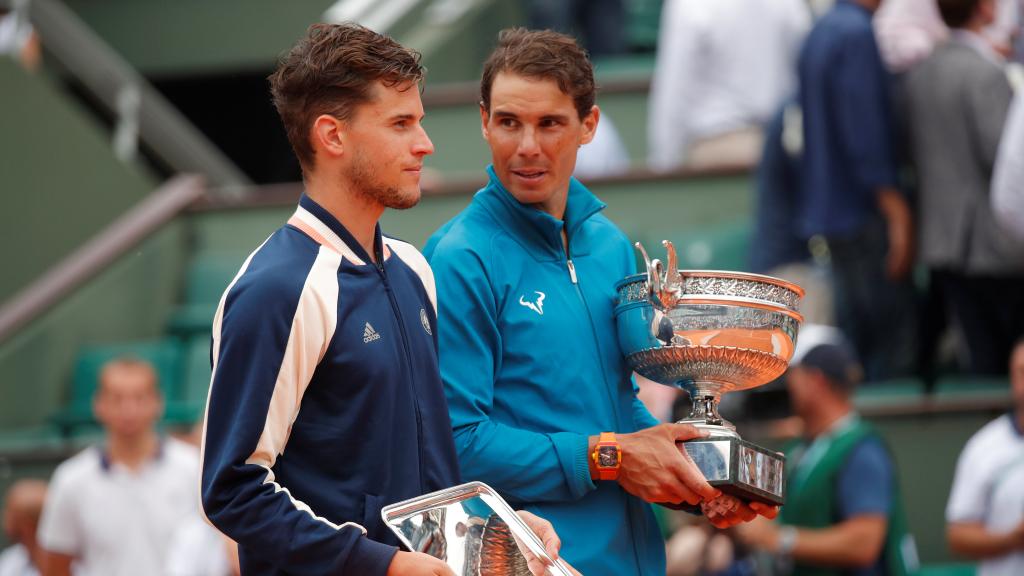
201, 195, 460, 575
796, 0, 898, 239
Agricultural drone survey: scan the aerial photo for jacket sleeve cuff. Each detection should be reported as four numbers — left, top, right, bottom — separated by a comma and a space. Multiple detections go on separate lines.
344, 537, 399, 576
550, 431, 596, 500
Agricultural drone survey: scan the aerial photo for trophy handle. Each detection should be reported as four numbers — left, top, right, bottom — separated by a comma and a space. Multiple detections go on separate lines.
634, 242, 665, 308
660, 240, 684, 308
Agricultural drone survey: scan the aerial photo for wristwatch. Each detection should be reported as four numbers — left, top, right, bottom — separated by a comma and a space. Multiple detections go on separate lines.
592, 432, 621, 481
777, 525, 798, 555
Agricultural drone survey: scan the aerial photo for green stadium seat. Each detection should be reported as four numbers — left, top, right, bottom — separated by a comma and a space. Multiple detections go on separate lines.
0, 425, 77, 454
592, 54, 656, 82
934, 376, 1009, 396
916, 563, 976, 576
180, 334, 213, 409
637, 221, 752, 272
166, 302, 217, 338
181, 253, 242, 305
624, 0, 664, 52
855, 378, 927, 410
166, 252, 243, 337
51, 339, 184, 437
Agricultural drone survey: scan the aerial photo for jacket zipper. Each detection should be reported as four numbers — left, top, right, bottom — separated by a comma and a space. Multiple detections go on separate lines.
566, 249, 641, 569
378, 255, 426, 490
564, 253, 619, 425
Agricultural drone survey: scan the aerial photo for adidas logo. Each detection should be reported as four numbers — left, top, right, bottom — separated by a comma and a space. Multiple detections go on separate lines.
362, 322, 381, 343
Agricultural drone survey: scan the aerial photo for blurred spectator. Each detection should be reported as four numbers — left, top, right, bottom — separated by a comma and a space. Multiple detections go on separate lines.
0, 480, 47, 576
647, 0, 809, 172
37, 358, 199, 576
986, 0, 1022, 57
166, 515, 240, 576
875, 0, 949, 72
750, 100, 834, 326
736, 325, 918, 575
945, 338, 1024, 575
0, 0, 39, 71
165, 419, 239, 576
904, 0, 1024, 375
665, 516, 740, 576
795, 0, 917, 381
526, 0, 626, 57
866, 0, 1016, 71
573, 112, 630, 179
993, 89, 1024, 241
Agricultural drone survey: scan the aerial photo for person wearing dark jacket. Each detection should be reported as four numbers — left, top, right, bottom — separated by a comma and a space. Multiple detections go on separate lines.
200, 23, 565, 576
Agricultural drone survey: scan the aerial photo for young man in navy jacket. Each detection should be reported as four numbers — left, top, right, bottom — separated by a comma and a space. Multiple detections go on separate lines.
200, 23, 564, 576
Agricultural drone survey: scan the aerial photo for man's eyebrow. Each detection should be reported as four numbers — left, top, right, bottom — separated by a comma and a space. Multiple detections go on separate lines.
492, 110, 519, 119
388, 113, 417, 122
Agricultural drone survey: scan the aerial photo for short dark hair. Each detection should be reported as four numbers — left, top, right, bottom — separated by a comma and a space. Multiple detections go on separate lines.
97, 357, 160, 396
268, 23, 425, 170
937, 0, 982, 28
480, 28, 596, 120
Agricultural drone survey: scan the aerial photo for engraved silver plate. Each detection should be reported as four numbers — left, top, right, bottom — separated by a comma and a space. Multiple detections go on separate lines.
737, 445, 785, 498
681, 438, 786, 504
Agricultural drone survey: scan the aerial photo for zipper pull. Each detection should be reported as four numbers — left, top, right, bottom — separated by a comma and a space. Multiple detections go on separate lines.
567, 259, 578, 284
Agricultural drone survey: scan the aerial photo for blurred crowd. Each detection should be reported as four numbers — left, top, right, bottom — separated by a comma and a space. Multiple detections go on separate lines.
0, 359, 238, 576
648, 0, 1024, 383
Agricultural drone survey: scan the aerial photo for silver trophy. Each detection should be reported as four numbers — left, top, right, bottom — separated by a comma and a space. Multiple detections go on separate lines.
614, 241, 804, 505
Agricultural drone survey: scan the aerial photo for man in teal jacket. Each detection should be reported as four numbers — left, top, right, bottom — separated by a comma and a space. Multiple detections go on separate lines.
425, 28, 772, 576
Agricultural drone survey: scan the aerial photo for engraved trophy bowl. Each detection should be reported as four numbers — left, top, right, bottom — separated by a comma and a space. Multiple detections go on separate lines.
614, 241, 804, 505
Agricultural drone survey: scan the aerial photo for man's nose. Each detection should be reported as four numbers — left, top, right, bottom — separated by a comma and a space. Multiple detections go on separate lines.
517, 126, 540, 156
413, 125, 434, 156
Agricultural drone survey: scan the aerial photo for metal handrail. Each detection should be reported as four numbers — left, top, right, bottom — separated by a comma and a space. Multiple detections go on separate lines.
0, 175, 206, 345
1, 0, 250, 192
193, 162, 754, 212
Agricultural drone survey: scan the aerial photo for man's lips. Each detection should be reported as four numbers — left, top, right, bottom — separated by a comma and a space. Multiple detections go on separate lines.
511, 168, 547, 180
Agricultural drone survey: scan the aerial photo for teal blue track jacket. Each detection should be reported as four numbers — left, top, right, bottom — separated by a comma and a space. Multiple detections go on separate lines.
424, 167, 665, 576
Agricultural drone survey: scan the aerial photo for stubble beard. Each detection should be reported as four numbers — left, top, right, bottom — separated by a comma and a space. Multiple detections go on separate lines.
349, 151, 421, 210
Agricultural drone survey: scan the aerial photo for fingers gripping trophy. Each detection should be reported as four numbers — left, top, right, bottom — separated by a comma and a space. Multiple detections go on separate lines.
615, 241, 804, 506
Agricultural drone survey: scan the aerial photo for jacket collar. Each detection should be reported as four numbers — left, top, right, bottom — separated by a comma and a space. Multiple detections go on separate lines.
295, 194, 383, 266
476, 165, 606, 261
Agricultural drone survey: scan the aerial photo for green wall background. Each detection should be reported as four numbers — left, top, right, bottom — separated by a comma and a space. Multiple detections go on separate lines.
0, 60, 157, 303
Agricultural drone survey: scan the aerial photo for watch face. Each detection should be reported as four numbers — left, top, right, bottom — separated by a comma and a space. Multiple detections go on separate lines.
597, 445, 619, 467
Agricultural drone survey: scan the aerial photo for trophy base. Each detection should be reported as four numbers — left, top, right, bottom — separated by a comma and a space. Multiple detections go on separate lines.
677, 435, 785, 506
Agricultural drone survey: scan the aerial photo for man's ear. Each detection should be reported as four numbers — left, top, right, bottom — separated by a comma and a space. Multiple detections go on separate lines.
479, 102, 490, 141
580, 105, 600, 146
312, 114, 346, 160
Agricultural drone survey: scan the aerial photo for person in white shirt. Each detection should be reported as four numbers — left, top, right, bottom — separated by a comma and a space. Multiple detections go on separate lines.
0, 480, 47, 576
993, 89, 1024, 241
647, 0, 810, 172
166, 514, 239, 576
37, 358, 199, 576
946, 338, 1024, 576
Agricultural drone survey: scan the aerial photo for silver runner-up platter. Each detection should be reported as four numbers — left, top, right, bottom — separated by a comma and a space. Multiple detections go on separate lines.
614, 240, 804, 506
382, 482, 576, 576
